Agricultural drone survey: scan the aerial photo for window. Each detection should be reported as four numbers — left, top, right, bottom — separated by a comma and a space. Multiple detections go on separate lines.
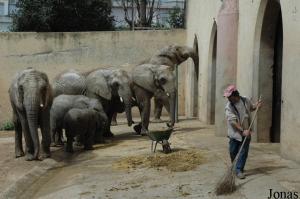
0, 3, 5, 16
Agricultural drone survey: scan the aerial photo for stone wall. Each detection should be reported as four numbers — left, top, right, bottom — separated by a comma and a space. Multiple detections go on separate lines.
0, 30, 187, 124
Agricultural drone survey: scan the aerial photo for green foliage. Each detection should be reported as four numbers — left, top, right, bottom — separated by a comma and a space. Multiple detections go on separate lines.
0, 121, 15, 131
11, 0, 115, 32
167, 6, 185, 29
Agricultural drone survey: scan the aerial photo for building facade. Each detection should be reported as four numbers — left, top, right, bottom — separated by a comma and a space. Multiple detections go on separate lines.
185, 0, 300, 163
0, 0, 185, 31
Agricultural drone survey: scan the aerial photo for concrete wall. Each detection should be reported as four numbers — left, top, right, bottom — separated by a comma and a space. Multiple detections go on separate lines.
186, 0, 300, 163
0, 30, 187, 124
185, 0, 222, 121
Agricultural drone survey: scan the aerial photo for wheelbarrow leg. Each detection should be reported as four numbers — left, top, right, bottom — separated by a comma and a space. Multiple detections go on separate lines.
154, 141, 158, 153
151, 141, 154, 152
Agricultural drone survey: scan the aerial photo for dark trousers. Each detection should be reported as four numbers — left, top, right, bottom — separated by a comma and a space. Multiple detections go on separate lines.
229, 137, 251, 173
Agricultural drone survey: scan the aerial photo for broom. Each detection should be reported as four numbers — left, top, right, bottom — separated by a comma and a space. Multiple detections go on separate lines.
215, 96, 261, 195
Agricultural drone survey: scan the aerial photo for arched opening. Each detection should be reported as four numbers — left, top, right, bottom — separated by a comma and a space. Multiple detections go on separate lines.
207, 22, 217, 124
257, 0, 283, 143
193, 35, 199, 117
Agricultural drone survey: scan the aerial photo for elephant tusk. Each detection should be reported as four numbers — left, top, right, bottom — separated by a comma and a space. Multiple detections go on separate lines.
120, 97, 123, 103
166, 93, 170, 97
40, 103, 44, 108
131, 97, 136, 101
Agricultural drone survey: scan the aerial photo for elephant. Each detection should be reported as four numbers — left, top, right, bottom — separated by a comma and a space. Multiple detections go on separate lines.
52, 69, 86, 98
131, 64, 176, 135
64, 108, 103, 152
9, 68, 52, 161
84, 68, 134, 136
52, 68, 133, 137
147, 36, 199, 122
50, 95, 107, 146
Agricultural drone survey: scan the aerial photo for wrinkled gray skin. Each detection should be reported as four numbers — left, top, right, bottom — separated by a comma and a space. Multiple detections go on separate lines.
50, 95, 107, 145
84, 68, 133, 137
64, 108, 103, 152
132, 64, 176, 135
147, 36, 199, 122
9, 68, 52, 161
52, 69, 86, 98
52, 68, 133, 137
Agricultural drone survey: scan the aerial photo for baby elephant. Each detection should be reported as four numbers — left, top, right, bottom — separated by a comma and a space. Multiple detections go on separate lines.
64, 108, 102, 152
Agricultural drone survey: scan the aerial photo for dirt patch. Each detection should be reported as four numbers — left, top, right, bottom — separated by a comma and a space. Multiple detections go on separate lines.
113, 149, 205, 172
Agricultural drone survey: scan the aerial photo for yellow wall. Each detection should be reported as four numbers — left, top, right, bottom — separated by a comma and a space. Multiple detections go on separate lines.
0, 30, 187, 124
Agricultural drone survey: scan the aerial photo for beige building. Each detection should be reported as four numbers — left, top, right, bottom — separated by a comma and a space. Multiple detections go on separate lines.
185, 0, 300, 163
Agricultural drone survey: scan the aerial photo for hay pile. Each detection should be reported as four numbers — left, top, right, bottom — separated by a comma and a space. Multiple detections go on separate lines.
113, 150, 205, 172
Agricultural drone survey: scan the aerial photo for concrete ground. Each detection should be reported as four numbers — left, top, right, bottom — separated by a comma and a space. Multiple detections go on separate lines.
0, 118, 299, 199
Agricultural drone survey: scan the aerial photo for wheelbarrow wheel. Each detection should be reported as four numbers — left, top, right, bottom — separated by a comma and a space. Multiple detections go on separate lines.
162, 140, 171, 154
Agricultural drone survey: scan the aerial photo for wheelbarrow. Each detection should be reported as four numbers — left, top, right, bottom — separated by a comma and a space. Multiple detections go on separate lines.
148, 128, 173, 154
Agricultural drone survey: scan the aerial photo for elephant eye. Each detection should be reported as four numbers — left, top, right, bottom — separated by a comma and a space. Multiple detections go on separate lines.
111, 81, 119, 89
159, 77, 167, 85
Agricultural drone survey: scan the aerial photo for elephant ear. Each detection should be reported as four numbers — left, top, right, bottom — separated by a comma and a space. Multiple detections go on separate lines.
86, 70, 112, 100
132, 64, 157, 93
10, 71, 25, 110
40, 72, 53, 109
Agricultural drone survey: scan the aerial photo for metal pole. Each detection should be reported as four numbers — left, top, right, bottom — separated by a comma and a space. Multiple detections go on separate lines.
175, 64, 179, 123
131, 0, 135, 31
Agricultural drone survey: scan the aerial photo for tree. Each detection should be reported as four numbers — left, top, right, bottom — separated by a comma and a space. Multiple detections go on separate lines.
167, 6, 184, 28
120, 0, 160, 28
11, 0, 114, 32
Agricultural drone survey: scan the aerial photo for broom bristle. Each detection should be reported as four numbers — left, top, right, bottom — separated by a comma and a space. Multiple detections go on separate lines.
215, 166, 236, 195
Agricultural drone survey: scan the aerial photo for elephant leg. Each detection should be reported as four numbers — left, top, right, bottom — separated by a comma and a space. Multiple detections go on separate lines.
56, 128, 64, 146
18, 113, 34, 160
111, 112, 118, 126
65, 130, 73, 153
153, 97, 164, 123
102, 110, 114, 138
40, 110, 51, 159
133, 85, 152, 135
84, 128, 95, 150
133, 106, 143, 134
13, 112, 24, 158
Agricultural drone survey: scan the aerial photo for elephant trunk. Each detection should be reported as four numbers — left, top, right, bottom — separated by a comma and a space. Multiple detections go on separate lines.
168, 91, 176, 127
124, 99, 133, 127
25, 95, 41, 159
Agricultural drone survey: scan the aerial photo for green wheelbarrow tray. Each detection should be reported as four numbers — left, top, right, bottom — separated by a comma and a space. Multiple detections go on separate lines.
148, 128, 173, 153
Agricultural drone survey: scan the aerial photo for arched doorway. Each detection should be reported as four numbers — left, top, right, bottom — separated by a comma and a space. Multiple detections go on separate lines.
193, 35, 199, 117
256, 0, 283, 143
208, 22, 217, 124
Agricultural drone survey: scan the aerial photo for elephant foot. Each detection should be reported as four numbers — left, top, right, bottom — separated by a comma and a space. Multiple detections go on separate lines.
152, 118, 163, 123
51, 142, 64, 147
111, 121, 118, 126
141, 129, 149, 136
65, 147, 74, 153
84, 145, 94, 150
40, 152, 51, 160
25, 153, 35, 161
103, 131, 114, 138
95, 136, 105, 144
15, 150, 25, 158
74, 141, 83, 147
133, 124, 142, 135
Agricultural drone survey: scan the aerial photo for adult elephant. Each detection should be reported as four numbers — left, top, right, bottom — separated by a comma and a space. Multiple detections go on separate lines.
9, 68, 52, 161
85, 68, 133, 136
111, 37, 199, 125
53, 68, 133, 137
131, 64, 176, 135
148, 36, 199, 122
52, 69, 86, 98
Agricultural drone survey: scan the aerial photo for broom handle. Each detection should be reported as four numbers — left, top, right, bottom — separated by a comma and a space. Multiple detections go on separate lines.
232, 95, 262, 166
